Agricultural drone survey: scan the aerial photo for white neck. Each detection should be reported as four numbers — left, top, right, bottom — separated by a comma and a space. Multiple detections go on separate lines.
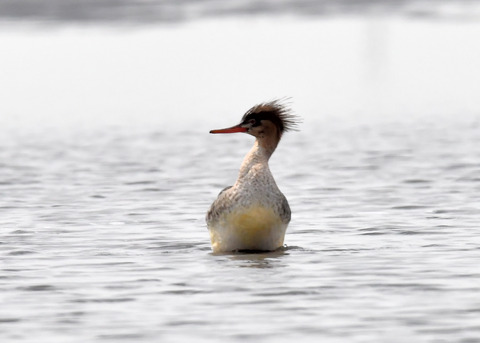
237, 135, 280, 181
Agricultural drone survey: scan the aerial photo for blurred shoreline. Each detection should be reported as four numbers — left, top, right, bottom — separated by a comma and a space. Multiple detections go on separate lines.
1, 0, 480, 26
1, 3, 479, 130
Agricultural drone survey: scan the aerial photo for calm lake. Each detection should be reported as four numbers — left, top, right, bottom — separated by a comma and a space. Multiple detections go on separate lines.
1, 5, 480, 342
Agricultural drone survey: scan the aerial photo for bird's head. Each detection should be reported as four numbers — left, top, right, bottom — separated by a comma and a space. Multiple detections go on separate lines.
210, 100, 299, 141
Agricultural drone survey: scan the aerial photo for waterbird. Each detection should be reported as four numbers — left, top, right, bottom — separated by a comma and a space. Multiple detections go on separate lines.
206, 100, 299, 253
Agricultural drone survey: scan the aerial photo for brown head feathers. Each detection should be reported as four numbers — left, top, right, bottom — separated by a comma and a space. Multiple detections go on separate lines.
241, 100, 299, 135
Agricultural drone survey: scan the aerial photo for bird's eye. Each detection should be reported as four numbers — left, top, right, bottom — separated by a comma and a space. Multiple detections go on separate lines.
249, 119, 256, 125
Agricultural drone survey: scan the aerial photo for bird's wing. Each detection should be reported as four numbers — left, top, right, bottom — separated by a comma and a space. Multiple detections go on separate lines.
206, 186, 233, 225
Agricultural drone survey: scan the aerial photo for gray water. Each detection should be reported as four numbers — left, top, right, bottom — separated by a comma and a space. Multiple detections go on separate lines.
1, 116, 479, 342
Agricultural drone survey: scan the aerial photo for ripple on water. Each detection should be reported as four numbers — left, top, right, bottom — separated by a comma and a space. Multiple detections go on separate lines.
19, 285, 56, 292
7, 250, 37, 256
1, 117, 480, 342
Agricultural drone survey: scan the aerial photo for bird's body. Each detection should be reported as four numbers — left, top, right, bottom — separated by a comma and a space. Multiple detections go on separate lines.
206, 101, 298, 253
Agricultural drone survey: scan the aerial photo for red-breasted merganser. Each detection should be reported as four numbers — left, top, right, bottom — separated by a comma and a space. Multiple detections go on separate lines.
206, 100, 298, 253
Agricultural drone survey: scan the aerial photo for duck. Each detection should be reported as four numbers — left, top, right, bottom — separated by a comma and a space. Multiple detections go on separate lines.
206, 100, 298, 253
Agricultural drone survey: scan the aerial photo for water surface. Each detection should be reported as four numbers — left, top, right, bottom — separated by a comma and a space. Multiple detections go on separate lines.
1, 117, 479, 342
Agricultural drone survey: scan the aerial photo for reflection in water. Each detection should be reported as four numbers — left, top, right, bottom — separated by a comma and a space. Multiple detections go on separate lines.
217, 247, 290, 269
